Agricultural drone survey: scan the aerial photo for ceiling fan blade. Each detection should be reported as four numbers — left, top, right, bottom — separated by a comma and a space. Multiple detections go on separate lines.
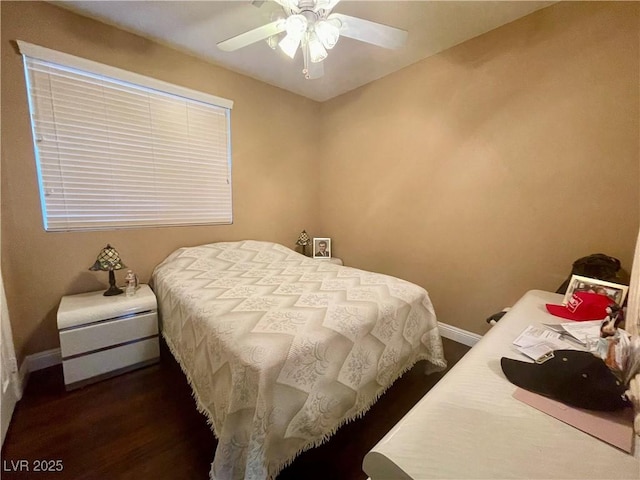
217, 20, 286, 52
330, 13, 407, 50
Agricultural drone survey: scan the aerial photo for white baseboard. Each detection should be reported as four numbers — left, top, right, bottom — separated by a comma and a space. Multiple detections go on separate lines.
438, 322, 482, 347
16, 348, 61, 399
17, 361, 29, 400
27, 348, 62, 371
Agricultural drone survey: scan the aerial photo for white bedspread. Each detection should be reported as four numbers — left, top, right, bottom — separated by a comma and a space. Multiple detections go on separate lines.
151, 240, 446, 480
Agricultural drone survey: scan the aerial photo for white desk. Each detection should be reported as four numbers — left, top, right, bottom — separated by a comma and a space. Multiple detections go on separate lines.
363, 290, 640, 480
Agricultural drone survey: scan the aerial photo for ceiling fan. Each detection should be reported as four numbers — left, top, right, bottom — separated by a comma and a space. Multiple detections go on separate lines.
217, 0, 408, 80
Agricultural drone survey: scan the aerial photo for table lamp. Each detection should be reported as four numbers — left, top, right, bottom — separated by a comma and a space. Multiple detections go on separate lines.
89, 244, 126, 296
296, 230, 311, 256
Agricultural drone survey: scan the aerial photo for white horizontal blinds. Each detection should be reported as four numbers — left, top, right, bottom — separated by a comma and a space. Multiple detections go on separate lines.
22, 52, 232, 231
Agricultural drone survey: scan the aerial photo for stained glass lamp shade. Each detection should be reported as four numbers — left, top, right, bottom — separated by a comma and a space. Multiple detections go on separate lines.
89, 244, 126, 296
296, 230, 311, 256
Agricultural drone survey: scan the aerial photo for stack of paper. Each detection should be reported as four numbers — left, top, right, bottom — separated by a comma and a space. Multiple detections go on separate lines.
552, 320, 604, 348
512, 325, 582, 361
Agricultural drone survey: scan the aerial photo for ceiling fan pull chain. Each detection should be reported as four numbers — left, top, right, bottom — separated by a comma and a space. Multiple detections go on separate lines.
302, 38, 311, 79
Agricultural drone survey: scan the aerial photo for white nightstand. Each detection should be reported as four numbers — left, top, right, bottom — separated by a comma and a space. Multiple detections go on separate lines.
57, 284, 159, 390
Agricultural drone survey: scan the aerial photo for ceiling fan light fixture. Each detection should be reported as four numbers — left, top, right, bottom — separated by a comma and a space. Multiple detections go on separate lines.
308, 32, 327, 63
314, 18, 340, 49
279, 33, 301, 58
285, 14, 308, 37
279, 14, 307, 58
266, 35, 279, 50
275, 0, 301, 11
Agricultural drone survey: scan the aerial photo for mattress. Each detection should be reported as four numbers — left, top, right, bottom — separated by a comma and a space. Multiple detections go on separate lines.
151, 240, 446, 480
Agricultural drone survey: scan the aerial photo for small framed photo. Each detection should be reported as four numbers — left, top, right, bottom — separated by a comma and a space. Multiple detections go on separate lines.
313, 238, 331, 258
563, 274, 629, 306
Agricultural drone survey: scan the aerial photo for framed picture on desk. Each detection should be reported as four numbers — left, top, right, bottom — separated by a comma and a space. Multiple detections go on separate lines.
563, 274, 629, 306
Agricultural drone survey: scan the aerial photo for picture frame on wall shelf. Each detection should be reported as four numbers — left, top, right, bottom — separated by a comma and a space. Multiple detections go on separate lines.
563, 274, 629, 306
313, 238, 331, 259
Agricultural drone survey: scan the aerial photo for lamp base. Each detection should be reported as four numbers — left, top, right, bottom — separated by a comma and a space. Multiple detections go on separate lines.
103, 270, 124, 296
103, 285, 124, 296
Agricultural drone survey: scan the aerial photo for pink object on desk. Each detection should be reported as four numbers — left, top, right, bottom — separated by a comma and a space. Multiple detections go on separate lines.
513, 387, 635, 453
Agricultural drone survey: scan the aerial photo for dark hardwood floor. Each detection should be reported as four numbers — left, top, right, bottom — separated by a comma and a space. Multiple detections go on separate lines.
1, 338, 470, 480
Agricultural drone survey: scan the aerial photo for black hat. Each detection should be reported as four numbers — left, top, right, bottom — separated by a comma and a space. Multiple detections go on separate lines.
501, 350, 630, 411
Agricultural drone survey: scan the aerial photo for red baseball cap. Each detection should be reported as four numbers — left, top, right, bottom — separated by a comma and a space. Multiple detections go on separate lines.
545, 291, 614, 321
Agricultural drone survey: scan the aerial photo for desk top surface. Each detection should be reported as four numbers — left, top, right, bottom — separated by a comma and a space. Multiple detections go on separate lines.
364, 289, 640, 480
58, 284, 157, 329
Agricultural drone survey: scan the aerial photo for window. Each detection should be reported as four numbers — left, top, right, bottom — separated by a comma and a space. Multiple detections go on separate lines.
18, 41, 233, 232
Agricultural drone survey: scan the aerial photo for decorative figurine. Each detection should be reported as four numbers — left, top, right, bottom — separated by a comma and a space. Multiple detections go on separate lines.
600, 303, 624, 338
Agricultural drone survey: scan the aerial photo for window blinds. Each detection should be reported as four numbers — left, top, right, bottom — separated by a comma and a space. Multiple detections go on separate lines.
19, 41, 233, 232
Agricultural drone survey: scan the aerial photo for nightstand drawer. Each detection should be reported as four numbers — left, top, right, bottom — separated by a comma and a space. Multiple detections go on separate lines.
60, 311, 158, 358
62, 337, 160, 387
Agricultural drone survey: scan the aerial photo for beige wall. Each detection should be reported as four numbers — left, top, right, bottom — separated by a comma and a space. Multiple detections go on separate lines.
2, 1, 639, 363
1, 1, 321, 363
319, 1, 639, 335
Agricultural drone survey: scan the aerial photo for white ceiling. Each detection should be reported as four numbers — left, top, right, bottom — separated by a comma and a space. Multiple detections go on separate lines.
53, 1, 555, 102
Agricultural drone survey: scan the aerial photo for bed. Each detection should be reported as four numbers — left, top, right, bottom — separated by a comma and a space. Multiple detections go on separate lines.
151, 240, 446, 480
